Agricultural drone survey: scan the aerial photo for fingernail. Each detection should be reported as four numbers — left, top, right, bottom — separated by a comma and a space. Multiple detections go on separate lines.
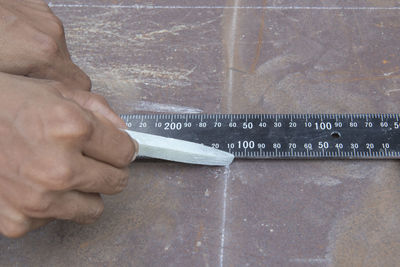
131, 138, 139, 162
120, 128, 139, 162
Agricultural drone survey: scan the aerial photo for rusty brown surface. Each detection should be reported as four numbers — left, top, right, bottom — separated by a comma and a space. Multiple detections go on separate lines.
1, 0, 400, 266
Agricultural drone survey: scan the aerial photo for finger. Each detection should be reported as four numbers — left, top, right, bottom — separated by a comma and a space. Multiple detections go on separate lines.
0, 196, 51, 238
29, 60, 92, 92
50, 61, 92, 91
61, 63, 92, 91
50, 191, 104, 224
0, 196, 27, 238
60, 89, 126, 128
72, 155, 130, 195
82, 113, 137, 168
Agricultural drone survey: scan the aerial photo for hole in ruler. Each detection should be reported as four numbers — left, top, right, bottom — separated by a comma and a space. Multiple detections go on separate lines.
331, 131, 341, 139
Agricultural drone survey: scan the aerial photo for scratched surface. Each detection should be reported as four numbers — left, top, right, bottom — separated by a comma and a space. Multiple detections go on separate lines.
1, 0, 400, 266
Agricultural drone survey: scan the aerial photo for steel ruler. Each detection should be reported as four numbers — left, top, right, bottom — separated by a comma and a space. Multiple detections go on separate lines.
120, 114, 400, 159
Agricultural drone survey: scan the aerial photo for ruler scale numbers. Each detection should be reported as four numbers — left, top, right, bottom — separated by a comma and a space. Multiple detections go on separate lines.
121, 114, 400, 159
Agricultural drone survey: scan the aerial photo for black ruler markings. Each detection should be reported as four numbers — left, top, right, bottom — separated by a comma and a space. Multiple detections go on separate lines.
120, 114, 400, 159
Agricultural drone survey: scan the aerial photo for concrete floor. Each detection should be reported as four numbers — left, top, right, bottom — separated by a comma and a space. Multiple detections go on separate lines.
1, 0, 400, 266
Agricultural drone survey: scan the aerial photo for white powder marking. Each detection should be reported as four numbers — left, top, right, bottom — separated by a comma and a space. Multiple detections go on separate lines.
133, 101, 203, 114
219, 167, 230, 267
290, 257, 330, 264
304, 176, 342, 187
48, 3, 400, 10
225, 0, 240, 113
385, 88, 400, 96
219, 0, 238, 264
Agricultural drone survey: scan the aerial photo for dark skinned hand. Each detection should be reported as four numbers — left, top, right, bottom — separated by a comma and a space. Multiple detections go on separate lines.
0, 1, 137, 238
0, 73, 137, 238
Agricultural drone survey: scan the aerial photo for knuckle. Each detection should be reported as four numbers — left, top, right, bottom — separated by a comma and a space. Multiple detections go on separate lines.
23, 160, 73, 192
45, 163, 73, 191
49, 17, 65, 38
51, 104, 93, 140
23, 192, 52, 215
72, 67, 92, 90
53, 103, 79, 119
82, 73, 92, 90
85, 94, 109, 109
35, 33, 59, 60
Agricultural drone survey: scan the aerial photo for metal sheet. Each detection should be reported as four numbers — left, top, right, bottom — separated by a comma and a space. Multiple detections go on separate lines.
1, 0, 400, 266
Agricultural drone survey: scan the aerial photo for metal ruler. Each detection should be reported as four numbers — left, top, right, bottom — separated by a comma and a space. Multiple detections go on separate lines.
120, 114, 400, 159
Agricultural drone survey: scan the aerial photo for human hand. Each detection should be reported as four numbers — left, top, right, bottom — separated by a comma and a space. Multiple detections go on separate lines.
0, 0, 91, 90
0, 73, 137, 238
0, 0, 125, 128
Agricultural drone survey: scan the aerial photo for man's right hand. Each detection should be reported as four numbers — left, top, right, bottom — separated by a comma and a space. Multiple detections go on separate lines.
0, 72, 137, 238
